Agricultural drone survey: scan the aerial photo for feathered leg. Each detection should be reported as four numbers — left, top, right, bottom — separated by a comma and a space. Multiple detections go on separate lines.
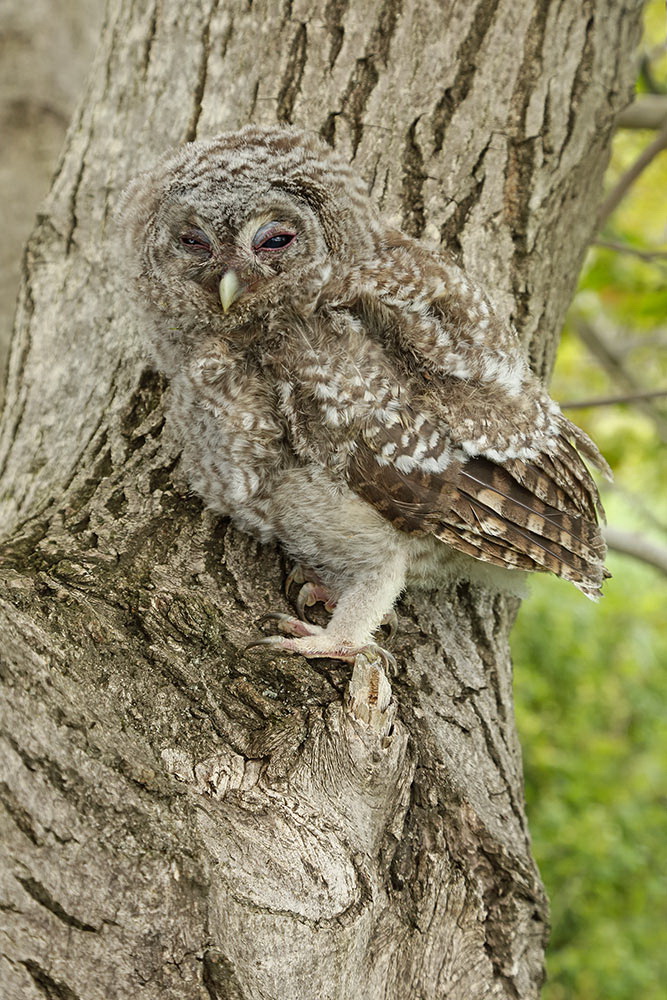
248, 552, 405, 670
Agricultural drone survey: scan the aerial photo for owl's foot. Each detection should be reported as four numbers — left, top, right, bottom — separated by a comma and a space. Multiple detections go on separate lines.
285, 564, 337, 620
246, 631, 396, 672
255, 613, 324, 639
295, 581, 337, 619
284, 564, 398, 640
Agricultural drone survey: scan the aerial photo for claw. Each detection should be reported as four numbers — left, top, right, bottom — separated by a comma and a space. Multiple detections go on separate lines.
244, 636, 293, 653
284, 564, 337, 622
284, 563, 329, 596
256, 612, 291, 628
244, 632, 397, 669
295, 581, 337, 620
284, 563, 308, 597
356, 643, 397, 674
378, 609, 399, 643
255, 613, 321, 638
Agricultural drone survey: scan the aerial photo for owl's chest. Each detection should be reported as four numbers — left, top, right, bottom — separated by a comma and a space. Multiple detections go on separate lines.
168, 358, 289, 501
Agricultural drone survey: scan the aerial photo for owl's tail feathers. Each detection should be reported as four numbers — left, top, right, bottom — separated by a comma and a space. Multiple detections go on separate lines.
435, 456, 609, 598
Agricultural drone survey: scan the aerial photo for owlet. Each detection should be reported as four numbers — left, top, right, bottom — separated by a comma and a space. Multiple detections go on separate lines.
120, 125, 608, 666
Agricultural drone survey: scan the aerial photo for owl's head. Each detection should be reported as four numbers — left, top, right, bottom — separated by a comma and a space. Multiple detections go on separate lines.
120, 125, 382, 360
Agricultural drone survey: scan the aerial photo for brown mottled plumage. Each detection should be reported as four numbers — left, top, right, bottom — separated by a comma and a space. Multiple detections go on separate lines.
120, 125, 608, 664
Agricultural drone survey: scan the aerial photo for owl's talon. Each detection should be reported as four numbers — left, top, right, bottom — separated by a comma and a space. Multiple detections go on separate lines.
255, 613, 321, 638
256, 611, 289, 627
295, 581, 337, 620
378, 610, 399, 643
355, 643, 397, 674
284, 564, 337, 621
244, 632, 397, 669
284, 562, 323, 595
284, 564, 308, 596
244, 636, 289, 653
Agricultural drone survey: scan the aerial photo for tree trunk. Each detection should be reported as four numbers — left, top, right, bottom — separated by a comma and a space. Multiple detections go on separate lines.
0, 2, 641, 998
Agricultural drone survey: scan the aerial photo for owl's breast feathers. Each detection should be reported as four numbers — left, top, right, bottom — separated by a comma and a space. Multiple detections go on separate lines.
270, 234, 609, 597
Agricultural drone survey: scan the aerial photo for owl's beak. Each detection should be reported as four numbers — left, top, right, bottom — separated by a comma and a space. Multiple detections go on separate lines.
219, 270, 243, 313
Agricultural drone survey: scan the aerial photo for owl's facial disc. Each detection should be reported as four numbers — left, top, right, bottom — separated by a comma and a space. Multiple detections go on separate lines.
146, 190, 326, 326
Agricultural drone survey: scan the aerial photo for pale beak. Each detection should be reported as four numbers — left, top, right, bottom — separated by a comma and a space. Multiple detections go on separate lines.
219, 270, 243, 313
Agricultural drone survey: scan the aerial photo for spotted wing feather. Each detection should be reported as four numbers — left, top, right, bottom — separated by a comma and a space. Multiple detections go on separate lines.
348, 440, 607, 596
330, 236, 609, 596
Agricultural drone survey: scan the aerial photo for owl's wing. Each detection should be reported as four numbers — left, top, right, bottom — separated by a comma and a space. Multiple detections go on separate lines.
348, 431, 608, 597
322, 235, 609, 595
328, 231, 610, 474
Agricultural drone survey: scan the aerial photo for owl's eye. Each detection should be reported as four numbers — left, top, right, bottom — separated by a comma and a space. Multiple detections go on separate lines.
179, 230, 212, 256
255, 233, 296, 251
252, 225, 296, 253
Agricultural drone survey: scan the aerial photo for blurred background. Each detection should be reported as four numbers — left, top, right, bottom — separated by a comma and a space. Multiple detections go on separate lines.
0, 1, 664, 996
512, 3, 667, 997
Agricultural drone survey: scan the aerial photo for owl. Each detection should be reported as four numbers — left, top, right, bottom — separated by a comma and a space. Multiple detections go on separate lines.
120, 125, 608, 666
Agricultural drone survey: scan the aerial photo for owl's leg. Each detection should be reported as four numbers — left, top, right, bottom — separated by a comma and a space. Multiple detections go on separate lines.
285, 562, 398, 637
247, 467, 407, 666
248, 550, 406, 669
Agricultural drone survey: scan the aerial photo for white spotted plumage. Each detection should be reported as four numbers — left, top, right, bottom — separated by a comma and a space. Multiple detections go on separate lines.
120, 125, 609, 664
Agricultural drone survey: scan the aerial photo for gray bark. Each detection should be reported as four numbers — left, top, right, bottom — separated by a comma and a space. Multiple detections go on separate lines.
0, 1, 641, 998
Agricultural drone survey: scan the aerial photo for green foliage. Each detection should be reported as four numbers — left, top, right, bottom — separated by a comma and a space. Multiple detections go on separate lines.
511, 2, 667, 996
513, 561, 667, 999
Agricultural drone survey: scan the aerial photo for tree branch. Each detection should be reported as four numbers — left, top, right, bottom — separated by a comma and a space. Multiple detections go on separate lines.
560, 388, 667, 409
604, 525, 667, 576
593, 239, 667, 263
616, 94, 667, 130
572, 319, 667, 441
603, 478, 667, 535
597, 118, 667, 228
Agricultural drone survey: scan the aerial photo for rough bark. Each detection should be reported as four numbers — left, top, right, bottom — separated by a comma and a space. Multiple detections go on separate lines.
0, 2, 641, 998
